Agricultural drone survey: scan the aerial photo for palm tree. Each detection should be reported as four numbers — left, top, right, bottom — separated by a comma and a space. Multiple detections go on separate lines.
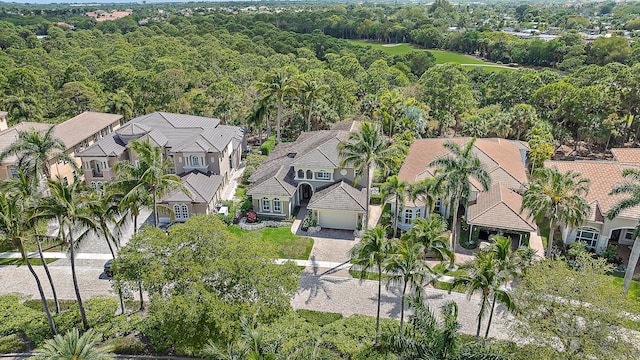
429, 138, 491, 267
386, 240, 429, 333
35, 180, 97, 330
349, 226, 392, 342
452, 250, 515, 338
202, 317, 277, 360
402, 215, 452, 262
0, 192, 57, 335
407, 177, 441, 217
105, 90, 134, 121
384, 297, 507, 359
246, 97, 274, 145
381, 175, 408, 237
256, 68, 298, 143
113, 140, 188, 227
33, 328, 113, 360
339, 122, 398, 228
300, 78, 328, 132
3, 95, 42, 123
0, 126, 76, 181
521, 166, 590, 258
608, 168, 640, 293
2, 171, 61, 313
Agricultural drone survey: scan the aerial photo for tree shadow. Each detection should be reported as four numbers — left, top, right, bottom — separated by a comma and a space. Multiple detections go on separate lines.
297, 273, 350, 305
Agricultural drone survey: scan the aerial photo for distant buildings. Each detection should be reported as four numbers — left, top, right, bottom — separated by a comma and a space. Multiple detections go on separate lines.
85, 10, 132, 22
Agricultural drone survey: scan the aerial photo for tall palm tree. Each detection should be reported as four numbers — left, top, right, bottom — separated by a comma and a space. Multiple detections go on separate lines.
35, 180, 97, 330
256, 68, 298, 143
33, 328, 113, 360
608, 168, 640, 293
521, 166, 590, 258
104, 90, 134, 121
407, 177, 441, 217
349, 226, 392, 342
3, 95, 42, 123
381, 175, 408, 237
452, 250, 515, 338
402, 215, 452, 262
113, 140, 188, 227
2, 171, 61, 313
386, 240, 429, 333
300, 78, 328, 132
429, 138, 491, 267
0, 192, 57, 335
0, 126, 76, 181
339, 122, 398, 228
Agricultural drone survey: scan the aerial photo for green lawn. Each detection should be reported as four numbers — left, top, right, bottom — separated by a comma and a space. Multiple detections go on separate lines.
428, 49, 485, 64
348, 40, 416, 56
0, 257, 57, 266
610, 276, 640, 308
227, 225, 313, 260
234, 185, 246, 198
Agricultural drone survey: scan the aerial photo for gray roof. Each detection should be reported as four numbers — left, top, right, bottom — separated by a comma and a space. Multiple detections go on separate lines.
308, 181, 366, 212
78, 112, 242, 158
162, 171, 224, 204
0, 122, 53, 163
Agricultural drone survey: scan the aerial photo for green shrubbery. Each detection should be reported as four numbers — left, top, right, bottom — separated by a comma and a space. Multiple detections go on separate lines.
296, 309, 343, 326
104, 336, 146, 355
301, 211, 315, 231
0, 334, 27, 353
260, 135, 276, 155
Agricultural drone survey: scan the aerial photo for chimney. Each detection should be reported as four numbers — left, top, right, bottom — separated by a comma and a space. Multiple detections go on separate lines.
0, 111, 8, 132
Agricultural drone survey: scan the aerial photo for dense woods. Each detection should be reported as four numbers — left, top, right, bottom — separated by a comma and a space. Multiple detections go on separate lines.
0, 1, 639, 156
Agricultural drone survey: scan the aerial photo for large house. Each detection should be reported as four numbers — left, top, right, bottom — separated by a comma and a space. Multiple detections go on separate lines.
0, 111, 123, 184
247, 121, 367, 231
77, 112, 245, 222
547, 148, 640, 255
397, 138, 536, 246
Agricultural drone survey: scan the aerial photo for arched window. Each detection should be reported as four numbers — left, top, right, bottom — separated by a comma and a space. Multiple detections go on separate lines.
90, 181, 97, 190
174, 204, 189, 221
297, 169, 304, 179
190, 155, 200, 166
262, 197, 270, 212
306, 170, 313, 179
404, 209, 413, 224
576, 227, 599, 249
273, 198, 281, 213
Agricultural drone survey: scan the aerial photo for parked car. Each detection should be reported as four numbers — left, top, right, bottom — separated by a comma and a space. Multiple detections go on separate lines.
104, 260, 113, 278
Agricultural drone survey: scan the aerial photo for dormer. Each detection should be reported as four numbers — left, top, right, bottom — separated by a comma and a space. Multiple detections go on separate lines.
115, 123, 151, 144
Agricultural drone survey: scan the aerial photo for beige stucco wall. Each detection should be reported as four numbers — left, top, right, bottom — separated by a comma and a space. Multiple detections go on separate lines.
252, 195, 291, 218
564, 216, 640, 254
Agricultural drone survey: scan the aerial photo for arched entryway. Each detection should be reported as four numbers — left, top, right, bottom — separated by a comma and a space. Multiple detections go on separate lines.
298, 183, 313, 205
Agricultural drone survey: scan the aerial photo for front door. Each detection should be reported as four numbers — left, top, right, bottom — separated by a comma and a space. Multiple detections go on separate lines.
303, 185, 311, 200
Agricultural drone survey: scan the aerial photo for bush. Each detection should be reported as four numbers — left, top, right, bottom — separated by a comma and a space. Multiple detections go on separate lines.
105, 336, 146, 355
246, 209, 258, 223
0, 334, 27, 353
301, 211, 315, 231
603, 245, 620, 264
241, 165, 256, 184
296, 310, 343, 327
240, 195, 253, 213
260, 135, 276, 155
0, 294, 51, 345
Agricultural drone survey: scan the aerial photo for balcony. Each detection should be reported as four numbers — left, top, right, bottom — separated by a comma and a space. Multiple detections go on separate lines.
92, 170, 103, 178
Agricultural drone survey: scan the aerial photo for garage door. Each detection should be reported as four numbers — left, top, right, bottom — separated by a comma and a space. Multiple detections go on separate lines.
318, 211, 357, 230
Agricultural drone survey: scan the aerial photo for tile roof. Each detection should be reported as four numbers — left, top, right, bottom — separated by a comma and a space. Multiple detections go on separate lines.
611, 148, 640, 166
0, 122, 53, 163
331, 120, 361, 132
52, 112, 122, 149
75, 135, 126, 157
308, 180, 366, 212
545, 160, 640, 221
161, 171, 224, 204
78, 112, 242, 158
398, 138, 527, 190
247, 130, 351, 196
467, 182, 536, 232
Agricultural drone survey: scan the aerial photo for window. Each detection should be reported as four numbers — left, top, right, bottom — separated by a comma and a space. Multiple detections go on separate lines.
191, 156, 200, 166
416, 208, 422, 219
9, 166, 18, 179
576, 227, 599, 249
404, 209, 413, 224
273, 198, 281, 213
262, 197, 270, 212
174, 204, 189, 221
316, 170, 331, 180
297, 169, 304, 179
63, 176, 69, 186
95, 182, 102, 191
72, 171, 77, 180
90, 181, 97, 190
306, 170, 313, 179
434, 198, 442, 213
625, 230, 635, 242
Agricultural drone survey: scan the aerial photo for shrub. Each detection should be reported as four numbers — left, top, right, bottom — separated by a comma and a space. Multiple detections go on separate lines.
105, 336, 146, 355
0, 334, 27, 353
301, 211, 315, 231
603, 245, 620, 264
246, 210, 258, 223
296, 310, 343, 327
239, 195, 252, 213
260, 136, 276, 155
241, 165, 256, 184
0, 294, 51, 345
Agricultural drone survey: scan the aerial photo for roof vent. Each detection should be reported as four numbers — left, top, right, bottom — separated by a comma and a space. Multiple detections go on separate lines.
287, 152, 296, 158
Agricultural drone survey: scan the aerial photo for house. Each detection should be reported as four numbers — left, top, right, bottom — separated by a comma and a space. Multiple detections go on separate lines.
0, 111, 123, 184
397, 138, 535, 245
247, 121, 367, 230
547, 149, 640, 255
77, 112, 245, 222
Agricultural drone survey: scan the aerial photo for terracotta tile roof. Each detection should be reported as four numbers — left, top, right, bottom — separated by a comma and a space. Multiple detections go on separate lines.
398, 138, 527, 190
611, 148, 640, 166
545, 160, 640, 220
467, 182, 536, 232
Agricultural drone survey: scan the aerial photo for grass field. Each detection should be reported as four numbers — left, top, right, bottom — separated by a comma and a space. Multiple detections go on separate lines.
228, 225, 313, 260
348, 40, 512, 71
